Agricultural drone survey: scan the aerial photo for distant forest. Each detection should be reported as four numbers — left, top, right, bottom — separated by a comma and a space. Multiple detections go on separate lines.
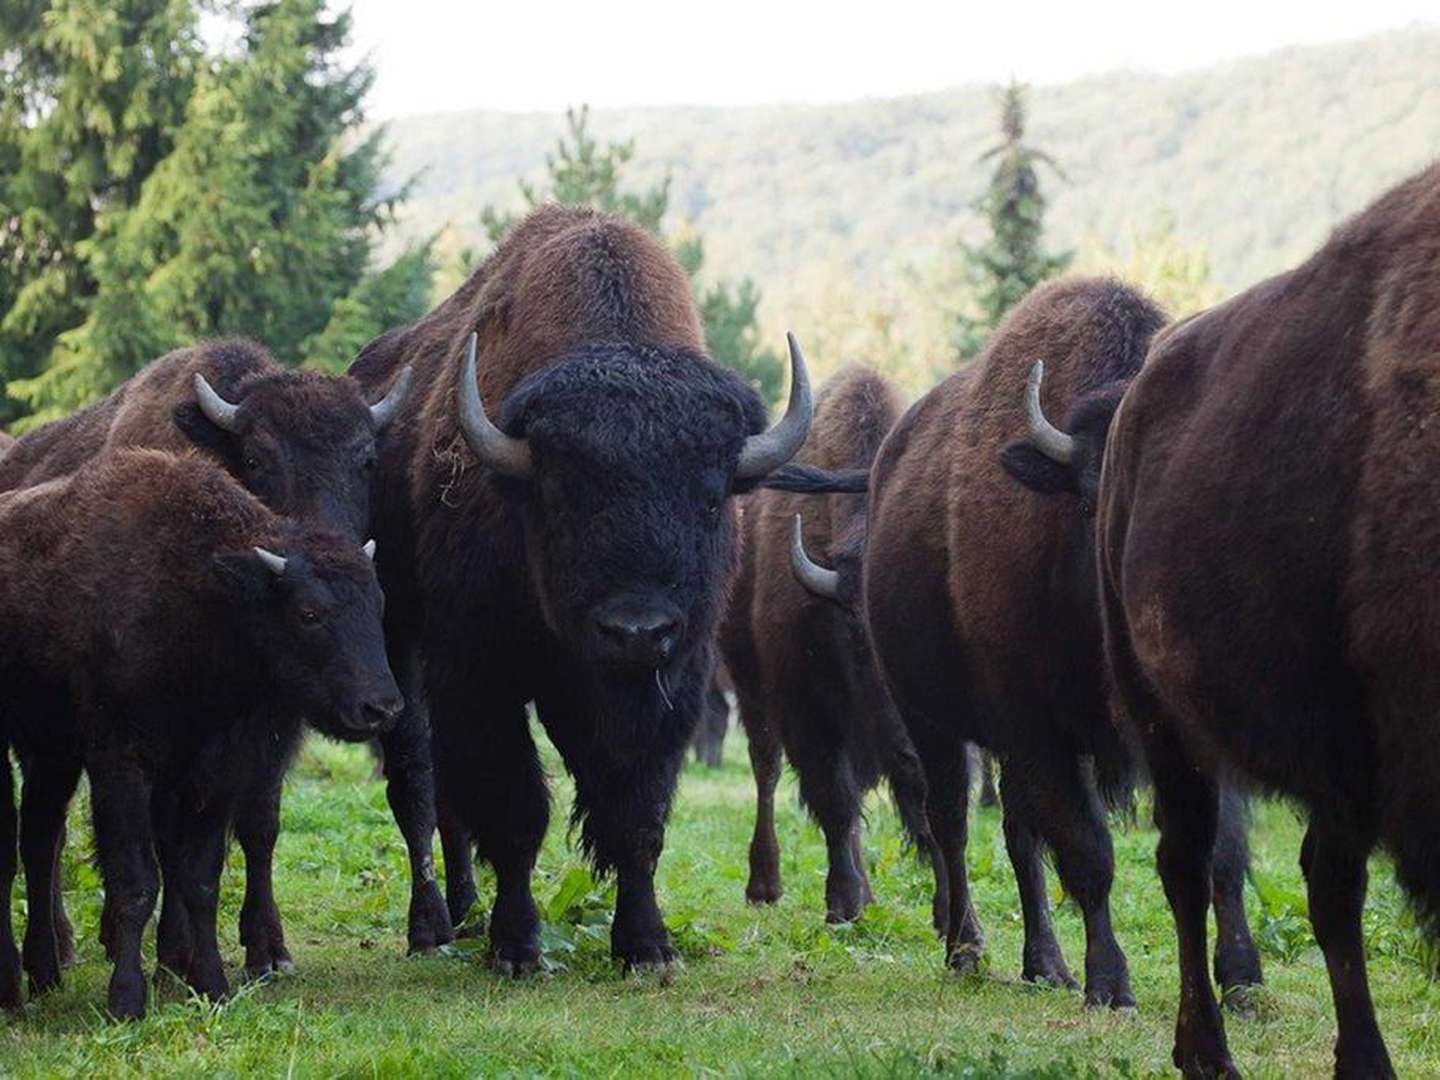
382, 27, 1440, 390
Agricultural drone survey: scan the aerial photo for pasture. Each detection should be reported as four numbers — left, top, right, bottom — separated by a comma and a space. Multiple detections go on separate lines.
4, 731, 1438, 1077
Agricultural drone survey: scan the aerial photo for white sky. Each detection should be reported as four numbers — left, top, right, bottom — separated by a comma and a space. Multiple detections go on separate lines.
345, 0, 1438, 119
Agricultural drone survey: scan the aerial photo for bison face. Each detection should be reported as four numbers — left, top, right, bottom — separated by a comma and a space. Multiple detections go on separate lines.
214, 536, 402, 740
1001, 368, 1130, 515
484, 343, 779, 674
177, 368, 411, 540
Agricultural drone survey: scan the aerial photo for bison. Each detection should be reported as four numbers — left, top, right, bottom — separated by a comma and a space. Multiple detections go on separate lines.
348, 204, 822, 971
1098, 163, 1440, 1077
864, 277, 1258, 1008
0, 449, 398, 1018
722, 365, 935, 922
0, 340, 438, 978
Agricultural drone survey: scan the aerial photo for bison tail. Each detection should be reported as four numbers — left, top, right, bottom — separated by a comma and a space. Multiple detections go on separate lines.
878, 729, 938, 864
1091, 735, 1139, 822
757, 463, 868, 495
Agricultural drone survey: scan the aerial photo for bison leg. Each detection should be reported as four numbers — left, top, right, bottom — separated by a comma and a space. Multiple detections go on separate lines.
1010, 752, 1130, 1006
693, 682, 728, 768
169, 805, 232, 1003
916, 732, 982, 970
1300, 822, 1394, 1079
1212, 784, 1263, 1000
0, 753, 20, 1010
236, 768, 293, 978
89, 753, 159, 1021
377, 648, 452, 954
791, 736, 868, 924
998, 772, 1077, 992
151, 790, 195, 981
19, 752, 80, 997
437, 795, 479, 932
51, 823, 75, 970
437, 701, 544, 975
741, 699, 784, 905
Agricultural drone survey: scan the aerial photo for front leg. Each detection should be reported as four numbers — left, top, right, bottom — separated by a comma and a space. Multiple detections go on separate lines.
19, 753, 81, 997
235, 766, 293, 978
378, 707, 453, 953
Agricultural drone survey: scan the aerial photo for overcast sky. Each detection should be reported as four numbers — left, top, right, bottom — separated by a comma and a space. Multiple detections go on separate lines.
344, 0, 1437, 119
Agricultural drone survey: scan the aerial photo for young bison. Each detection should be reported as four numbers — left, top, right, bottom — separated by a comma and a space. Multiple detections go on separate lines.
721, 366, 936, 923
0, 450, 399, 1019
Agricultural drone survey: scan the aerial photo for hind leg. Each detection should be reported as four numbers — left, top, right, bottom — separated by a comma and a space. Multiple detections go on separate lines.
19, 753, 80, 996
741, 698, 784, 905
998, 760, 1078, 991
438, 794, 479, 931
1212, 784, 1263, 1000
1301, 821, 1393, 1078
914, 730, 981, 969
790, 734, 867, 924
0, 751, 20, 1009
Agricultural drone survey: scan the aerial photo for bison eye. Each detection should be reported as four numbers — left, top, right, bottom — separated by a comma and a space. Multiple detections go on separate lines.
299, 608, 320, 624
243, 456, 261, 471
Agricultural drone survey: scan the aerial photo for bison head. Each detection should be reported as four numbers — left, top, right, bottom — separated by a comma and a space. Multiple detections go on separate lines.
177, 367, 412, 540
457, 333, 811, 676
1000, 361, 1129, 514
213, 533, 401, 740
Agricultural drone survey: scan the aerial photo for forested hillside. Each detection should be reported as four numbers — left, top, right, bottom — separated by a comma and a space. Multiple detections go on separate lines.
382, 27, 1440, 385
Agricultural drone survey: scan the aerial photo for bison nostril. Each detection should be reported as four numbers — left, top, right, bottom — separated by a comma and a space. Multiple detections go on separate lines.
362, 696, 404, 728
591, 605, 682, 667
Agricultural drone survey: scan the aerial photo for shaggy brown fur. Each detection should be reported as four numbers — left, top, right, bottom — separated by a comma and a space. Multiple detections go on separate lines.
720, 367, 934, 922
0, 450, 395, 1019
350, 205, 781, 972
865, 278, 1165, 1006
1099, 161, 1440, 1077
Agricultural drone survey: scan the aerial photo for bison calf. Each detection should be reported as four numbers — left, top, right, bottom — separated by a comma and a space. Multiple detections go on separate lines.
0, 450, 398, 1019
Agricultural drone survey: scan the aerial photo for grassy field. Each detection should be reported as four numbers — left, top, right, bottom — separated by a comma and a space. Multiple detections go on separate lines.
4, 729, 1439, 1078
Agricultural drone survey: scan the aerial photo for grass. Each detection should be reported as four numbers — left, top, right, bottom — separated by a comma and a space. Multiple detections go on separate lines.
5, 728, 1440, 1078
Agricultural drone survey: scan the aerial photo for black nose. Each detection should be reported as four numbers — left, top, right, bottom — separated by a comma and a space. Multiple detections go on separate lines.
591, 604, 682, 669
360, 694, 404, 732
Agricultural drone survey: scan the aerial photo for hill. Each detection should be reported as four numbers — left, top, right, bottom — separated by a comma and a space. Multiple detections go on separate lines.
378, 27, 1440, 386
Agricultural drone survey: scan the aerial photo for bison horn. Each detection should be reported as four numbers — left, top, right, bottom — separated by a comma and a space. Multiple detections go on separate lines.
1025, 361, 1076, 466
193, 373, 241, 432
790, 515, 840, 601
368, 366, 413, 430
736, 332, 814, 480
361, 539, 376, 560
253, 546, 288, 576
456, 332, 532, 478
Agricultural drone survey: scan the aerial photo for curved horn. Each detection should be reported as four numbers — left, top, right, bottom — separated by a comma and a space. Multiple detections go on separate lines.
252, 546, 287, 576
456, 332, 531, 478
368, 366, 413, 430
790, 515, 840, 601
193, 373, 241, 432
736, 332, 814, 479
361, 539, 377, 561
1025, 361, 1076, 466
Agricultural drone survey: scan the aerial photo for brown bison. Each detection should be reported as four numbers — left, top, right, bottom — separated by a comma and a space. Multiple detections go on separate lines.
1098, 163, 1440, 1077
0, 340, 434, 977
349, 205, 823, 971
721, 366, 935, 923
0, 450, 397, 1018
865, 277, 1239, 1008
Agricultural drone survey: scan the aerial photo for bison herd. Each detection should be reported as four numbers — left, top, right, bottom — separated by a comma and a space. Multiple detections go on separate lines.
2, 163, 1439, 1077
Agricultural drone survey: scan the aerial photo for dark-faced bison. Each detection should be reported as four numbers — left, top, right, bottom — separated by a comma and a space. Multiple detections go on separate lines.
349, 204, 818, 971
721, 365, 935, 922
0, 450, 397, 1018
1099, 163, 1440, 1077
0, 339, 435, 977
864, 278, 1170, 1006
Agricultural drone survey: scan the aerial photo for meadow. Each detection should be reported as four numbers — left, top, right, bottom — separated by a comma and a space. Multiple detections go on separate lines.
4, 729, 1439, 1078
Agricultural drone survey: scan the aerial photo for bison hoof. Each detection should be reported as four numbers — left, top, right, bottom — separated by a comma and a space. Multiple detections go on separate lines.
107, 970, 148, 1022
1220, 982, 1263, 1017
745, 879, 783, 906
947, 942, 986, 976
0, 948, 22, 1011
617, 939, 678, 974
406, 884, 456, 954
1021, 950, 1078, 992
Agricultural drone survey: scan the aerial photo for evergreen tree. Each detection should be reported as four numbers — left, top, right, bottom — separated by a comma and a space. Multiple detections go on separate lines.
954, 81, 1071, 359
480, 106, 783, 403
7, 0, 430, 426
303, 240, 436, 373
0, 0, 202, 423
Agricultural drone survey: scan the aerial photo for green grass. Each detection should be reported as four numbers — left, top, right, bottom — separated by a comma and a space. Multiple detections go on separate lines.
5, 730, 1440, 1078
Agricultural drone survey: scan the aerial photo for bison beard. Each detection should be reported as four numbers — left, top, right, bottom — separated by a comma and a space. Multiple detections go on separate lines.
1099, 161, 1440, 1078
350, 205, 818, 972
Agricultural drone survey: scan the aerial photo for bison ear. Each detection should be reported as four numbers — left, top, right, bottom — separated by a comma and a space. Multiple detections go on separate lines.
211, 551, 281, 601
1000, 441, 1077, 496
174, 400, 233, 457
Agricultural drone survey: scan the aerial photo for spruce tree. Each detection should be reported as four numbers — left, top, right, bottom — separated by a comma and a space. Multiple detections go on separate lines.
955, 81, 1071, 359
